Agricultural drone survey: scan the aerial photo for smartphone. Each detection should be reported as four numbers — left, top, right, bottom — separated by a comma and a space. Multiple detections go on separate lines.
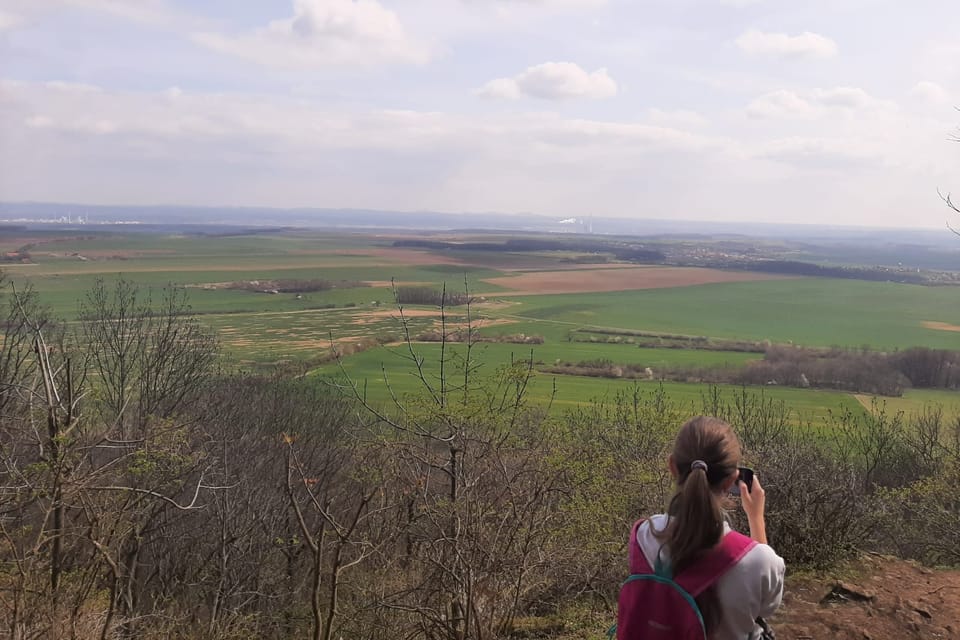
729, 467, 754, 496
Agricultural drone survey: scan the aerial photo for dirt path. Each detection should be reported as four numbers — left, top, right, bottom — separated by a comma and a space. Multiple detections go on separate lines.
923, 320, 960, 333
853, 394, 875, 414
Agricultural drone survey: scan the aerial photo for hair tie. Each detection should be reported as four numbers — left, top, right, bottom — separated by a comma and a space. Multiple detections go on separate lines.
690, 460, 708, 472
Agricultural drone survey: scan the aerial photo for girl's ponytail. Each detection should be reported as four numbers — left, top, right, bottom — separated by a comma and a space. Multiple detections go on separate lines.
654, 416, 741, 634
668, 462, 725, 574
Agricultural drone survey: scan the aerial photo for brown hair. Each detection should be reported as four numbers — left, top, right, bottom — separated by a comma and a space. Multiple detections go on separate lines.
654, 416, 741, 635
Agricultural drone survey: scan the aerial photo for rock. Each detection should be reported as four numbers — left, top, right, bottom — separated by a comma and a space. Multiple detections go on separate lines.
820, 582, 877, 605
911, 605, 933, 619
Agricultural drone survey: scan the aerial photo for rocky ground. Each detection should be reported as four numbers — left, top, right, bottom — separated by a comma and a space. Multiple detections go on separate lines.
775, 554, 959, 639
528, 554, 960, 639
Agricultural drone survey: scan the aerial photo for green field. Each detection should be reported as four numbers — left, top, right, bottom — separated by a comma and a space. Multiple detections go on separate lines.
313, 341, 859, 421
9, 230, 960, 349
312, 340, 960, 422
5, 227, 960, 424
857, 389, 960, 420
501, 281, 960, 350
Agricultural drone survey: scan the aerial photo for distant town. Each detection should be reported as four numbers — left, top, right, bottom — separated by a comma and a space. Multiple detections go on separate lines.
0, 214, 142, 225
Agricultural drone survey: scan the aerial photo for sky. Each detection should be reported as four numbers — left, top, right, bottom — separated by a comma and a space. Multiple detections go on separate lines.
0, 0, 958, 228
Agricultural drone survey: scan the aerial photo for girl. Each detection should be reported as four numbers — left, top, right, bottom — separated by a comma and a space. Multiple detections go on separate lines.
635, 416, 785, 640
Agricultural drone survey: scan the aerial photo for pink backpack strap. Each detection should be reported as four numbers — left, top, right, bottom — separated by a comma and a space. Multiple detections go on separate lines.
627, 519, 653, 574
674, 531, 757, 597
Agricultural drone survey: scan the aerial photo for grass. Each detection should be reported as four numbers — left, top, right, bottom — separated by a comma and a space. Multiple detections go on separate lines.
855, 389, 960, 421
313, 342, 864, 423
7, 227, 960, 424
207, 301, 764, 366
14, 231, 960, 351
206, 306, 439, 362
6, 264, 506, 321
500, 279, 960, 350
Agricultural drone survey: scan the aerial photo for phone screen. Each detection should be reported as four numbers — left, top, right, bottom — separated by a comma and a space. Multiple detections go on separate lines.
729, 467, 754, 496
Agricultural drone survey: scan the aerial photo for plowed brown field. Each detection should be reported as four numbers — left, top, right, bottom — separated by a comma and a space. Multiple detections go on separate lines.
328, 248, 464, 265
922, 320, 960, 333
479, 266, 794, 296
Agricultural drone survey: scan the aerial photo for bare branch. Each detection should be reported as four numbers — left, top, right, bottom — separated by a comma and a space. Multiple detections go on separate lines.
85, 473, 216, 511
939, 188, 960, 235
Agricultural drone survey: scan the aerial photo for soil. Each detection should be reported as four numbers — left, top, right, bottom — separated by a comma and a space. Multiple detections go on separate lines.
479, 267, 793, 296
63, 249, 177, 258
772, 554, 960, 639
543, 555, 960, 639
362, 280, 433, 288
922, 320, 960, 333
328, 247, 464, 265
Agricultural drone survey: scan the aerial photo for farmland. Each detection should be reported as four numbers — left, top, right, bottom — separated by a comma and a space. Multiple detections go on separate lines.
4, 225, 960, 420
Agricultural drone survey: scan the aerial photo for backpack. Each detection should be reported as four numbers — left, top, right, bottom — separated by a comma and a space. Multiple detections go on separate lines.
609, 519, 757, 640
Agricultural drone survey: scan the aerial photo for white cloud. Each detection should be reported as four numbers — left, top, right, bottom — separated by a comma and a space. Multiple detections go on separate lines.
810, 86, 874, 109
25, 115, 54, 128
910, 81, 950, 104
191, 0, 430, 69
9, 0, 196, 28
531, 118, 723, 152
3, 79, 956, 227
4, 0, 959, 228
0, 0, 214, 34
717, 0, 764, 6
755, 136, 882, 168
501, 0, 606, 6
2, 80, 744, 219
747, 86, 894, 119
477, 62, 617, 100
735, 29, 837, 58
919, 43, 960, 85
43, 81, 102, 93
646, 108, 707, 128
1, 81, 702, 152
476, 78, 522, 100
64, 0, 177, 25
746, 90, 816, 119
0, 10, 23, 30
1, 80, 731, 188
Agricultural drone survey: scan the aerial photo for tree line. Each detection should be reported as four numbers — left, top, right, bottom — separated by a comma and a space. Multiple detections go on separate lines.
544, 344, 960, 397
393, 238, 666, 263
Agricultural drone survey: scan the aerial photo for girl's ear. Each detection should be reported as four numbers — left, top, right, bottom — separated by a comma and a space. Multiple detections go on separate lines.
668, 455, 678, 480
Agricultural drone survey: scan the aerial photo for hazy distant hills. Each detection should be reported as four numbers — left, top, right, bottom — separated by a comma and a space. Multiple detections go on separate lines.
1, 201, 957, 250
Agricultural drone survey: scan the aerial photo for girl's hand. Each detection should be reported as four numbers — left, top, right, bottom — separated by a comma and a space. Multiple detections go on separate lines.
740, 473, 767, 544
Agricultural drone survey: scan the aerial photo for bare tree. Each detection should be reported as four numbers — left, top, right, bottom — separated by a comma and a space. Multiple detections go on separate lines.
331, 281, 567, 640
0, 277, 222, 639
941, 116, 960, 233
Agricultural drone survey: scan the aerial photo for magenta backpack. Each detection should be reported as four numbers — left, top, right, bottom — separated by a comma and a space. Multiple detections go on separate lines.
609, 519, 756, 639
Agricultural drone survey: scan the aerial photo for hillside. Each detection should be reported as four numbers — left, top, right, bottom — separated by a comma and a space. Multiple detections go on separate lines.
4, 229, 960, 638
